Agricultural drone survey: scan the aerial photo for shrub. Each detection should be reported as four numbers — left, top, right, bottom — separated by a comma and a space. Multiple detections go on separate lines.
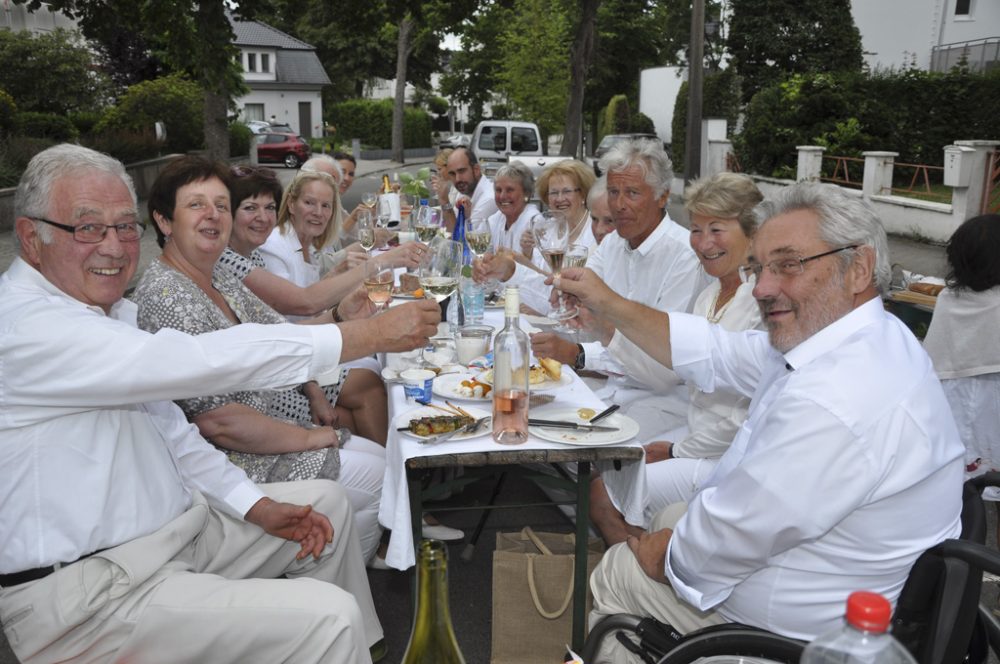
671, 68, 741, 171
229, 121, 253, 158
0, 136, 56, 187
96, 73, 203, 154
17, 111, 79, 142
0, 89, 16, 138
69, 111, 102, 137
630, 111, 656, 135
327, 99, 432, 149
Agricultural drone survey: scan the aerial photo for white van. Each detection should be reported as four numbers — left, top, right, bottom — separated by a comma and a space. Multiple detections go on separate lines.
470, 120, 569, 178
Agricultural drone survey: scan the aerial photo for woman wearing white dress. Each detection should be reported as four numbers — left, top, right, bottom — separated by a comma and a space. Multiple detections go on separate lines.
923, 213, 1000, 542
589, 172, 765, 545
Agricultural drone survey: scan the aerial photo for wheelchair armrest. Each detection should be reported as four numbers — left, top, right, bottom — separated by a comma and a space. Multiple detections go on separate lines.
657, 625, 806, 664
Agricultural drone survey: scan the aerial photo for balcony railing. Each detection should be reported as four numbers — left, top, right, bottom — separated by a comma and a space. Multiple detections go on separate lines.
931, 37, 1000, 73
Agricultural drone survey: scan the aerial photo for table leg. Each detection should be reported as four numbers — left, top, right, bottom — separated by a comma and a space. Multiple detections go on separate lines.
572, 460, 592, 652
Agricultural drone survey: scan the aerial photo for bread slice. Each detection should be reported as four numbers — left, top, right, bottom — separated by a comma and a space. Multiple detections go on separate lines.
539, 357, 562, 381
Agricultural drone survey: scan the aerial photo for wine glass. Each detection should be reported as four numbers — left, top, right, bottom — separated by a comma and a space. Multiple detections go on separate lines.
466, 216, 493, 259
418, 238, 463, 303
357, 211, 376, 256
364, 260, 394, 313
361, 191, 377, 211
564, 242, 589, 269
531, 211, 575, 320
416, 207, 443, 244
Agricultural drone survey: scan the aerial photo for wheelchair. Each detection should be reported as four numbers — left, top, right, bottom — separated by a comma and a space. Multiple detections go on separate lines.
581, 473, 1000, 664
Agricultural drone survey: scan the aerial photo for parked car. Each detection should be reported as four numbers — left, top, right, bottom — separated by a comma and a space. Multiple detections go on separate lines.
256, 132, 311, 168
470, 120, 570, 179
247, 120, 272, 134
438, 132, 471, 149
590, 133, 661, 175
267, 122, 294, 133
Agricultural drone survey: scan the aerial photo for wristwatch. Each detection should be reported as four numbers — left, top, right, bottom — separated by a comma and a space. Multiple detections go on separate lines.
573, 344, 586, 371
441, 203, 454, 212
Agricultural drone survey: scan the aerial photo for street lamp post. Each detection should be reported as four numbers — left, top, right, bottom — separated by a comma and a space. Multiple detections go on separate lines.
684, 0, 706, 181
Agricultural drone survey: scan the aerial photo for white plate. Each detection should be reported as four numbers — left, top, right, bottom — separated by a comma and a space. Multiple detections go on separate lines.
395, 404, 492, 441
475, 367, 573, 392
529, 407, 639, 446
432, 373, 493, 401
485, 298, 506, 309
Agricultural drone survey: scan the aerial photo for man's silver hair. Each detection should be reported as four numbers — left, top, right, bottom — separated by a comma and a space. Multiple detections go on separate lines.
753, 182, 891, 293
587, 175, 607, 208
597, 138, 673, 198
15, 143, 136, 248
494, 161, 534, 199
301, 154, 343, 181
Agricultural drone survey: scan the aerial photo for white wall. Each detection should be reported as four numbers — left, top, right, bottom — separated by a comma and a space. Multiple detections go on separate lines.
939, 0, 1000, 45
238, 89, 324, 137
851, 0, 938, 70
638, 66, 686, 144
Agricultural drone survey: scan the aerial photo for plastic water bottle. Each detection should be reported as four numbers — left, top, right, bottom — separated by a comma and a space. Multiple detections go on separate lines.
800, 592, 917, 664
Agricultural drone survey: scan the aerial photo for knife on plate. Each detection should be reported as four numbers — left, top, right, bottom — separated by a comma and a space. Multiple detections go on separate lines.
528, 419, 619, 432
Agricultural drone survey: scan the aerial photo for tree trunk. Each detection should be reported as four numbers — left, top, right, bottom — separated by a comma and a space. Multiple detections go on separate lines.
391, 15, 416, 164
561, 0, 600, 157
203, 88, 230, 160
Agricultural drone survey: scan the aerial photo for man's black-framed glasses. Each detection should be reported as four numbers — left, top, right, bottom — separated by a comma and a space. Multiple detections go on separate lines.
739, 245, 859, 283
31, 217, 146, 244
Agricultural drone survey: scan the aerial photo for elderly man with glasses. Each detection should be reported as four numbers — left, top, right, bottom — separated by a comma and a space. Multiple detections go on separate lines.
0, 144, 441, 664
557, 182, 964, 662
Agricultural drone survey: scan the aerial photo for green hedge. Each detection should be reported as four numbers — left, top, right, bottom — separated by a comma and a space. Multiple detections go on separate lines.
96, 73, 203, 154
229, 121, 253, 158
736, 68, 1000, 177
0, 90, 16, 138
326, 98, 432, 149
82, 128, 163, 165
17, 111, 79, 141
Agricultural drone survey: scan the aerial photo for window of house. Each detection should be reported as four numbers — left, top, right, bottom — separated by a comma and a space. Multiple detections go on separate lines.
244, 103, 265, 122
955, 0, 971, 15
261, 54, 270, 73
247, 53, 257, 72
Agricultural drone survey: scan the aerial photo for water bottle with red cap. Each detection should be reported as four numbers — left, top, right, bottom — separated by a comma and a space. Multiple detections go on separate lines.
800, 591, 918, 664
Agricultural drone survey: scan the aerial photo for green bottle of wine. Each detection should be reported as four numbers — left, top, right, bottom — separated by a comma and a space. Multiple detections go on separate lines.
401, 539, 466, 664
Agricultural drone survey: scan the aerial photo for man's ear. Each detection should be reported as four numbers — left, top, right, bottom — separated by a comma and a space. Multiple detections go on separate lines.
14, 217, 43, 267
656, 188, 670, 210
849, 245, 876, 294
473, 163, 481, 180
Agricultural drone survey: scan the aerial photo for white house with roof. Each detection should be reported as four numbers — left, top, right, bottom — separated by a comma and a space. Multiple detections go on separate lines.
230, 16, 330, 139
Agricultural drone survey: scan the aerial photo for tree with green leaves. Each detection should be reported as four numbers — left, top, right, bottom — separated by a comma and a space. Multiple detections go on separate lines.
497, 0, 571, 138
439, 1, 513, 122
660, 0, 727, 70
26, 0, 272, 158
727, 0, 863, 103
561, 0, 600, 156
0, 28, 110, 115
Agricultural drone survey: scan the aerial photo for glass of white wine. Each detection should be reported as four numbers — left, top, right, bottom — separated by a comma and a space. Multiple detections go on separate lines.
416, 208, 442, 244
418, 238, 463, 303
364, 260, 394, 313
357, 211, 376, 256
362, 191, 377, 211
531, 211, 575, 320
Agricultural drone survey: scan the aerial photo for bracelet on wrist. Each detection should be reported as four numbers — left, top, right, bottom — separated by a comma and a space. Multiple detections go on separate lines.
330, 304, 344, 323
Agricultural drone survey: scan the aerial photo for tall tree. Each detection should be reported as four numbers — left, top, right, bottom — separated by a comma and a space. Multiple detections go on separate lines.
440, 1, 514, 122
728, 0, 863, 103
497, 0, 571, 139
560, 0, 600, 157
660, 0, 727, 70
26, 0, 270, 158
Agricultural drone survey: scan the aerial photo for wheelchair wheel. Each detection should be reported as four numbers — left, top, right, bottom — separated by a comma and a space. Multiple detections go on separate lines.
656, 626, 805, 664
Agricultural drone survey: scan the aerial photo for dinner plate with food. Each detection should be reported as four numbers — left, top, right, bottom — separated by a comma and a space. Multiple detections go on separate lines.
476, 358, 571, 391
394, 403, 491, 441
528, 406, 640, 446
433, 373, 493, 401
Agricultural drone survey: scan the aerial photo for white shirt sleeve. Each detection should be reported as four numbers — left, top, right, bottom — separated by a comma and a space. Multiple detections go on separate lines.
606, 330, 682, 392
144, 399, 265, 519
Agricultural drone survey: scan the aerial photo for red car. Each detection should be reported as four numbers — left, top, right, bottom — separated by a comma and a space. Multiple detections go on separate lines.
256, 132, 311, 168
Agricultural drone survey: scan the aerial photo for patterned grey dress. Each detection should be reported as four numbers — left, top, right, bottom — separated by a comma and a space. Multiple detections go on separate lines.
133, 258, 347, 483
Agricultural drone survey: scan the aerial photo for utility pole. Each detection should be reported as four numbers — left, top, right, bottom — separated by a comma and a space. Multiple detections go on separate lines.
684, 0, 705, 181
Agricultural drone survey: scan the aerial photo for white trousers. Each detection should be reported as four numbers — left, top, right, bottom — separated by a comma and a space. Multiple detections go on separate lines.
1, 480, 381, 664
340, 435, 387, 562
589, 503, 727, 664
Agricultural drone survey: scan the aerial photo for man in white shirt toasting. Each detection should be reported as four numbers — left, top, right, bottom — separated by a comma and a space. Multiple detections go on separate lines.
0, 144, 439, 663
557, 182, 964, 663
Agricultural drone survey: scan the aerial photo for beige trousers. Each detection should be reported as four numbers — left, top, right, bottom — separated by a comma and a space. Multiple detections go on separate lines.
1, 480, 381, 664
589, 503, 727, 664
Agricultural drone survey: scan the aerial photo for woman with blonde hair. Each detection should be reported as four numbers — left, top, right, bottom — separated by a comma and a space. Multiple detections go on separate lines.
520, 159, 597, 259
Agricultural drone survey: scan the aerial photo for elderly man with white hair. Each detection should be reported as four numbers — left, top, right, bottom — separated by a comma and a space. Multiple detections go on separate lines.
557, 182, 964, 663
0, 143, 441, 663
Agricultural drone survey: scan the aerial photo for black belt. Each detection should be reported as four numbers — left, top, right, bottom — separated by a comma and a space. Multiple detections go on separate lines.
0, 549, 106, 588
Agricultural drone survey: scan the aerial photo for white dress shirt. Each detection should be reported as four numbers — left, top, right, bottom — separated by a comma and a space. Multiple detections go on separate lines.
0, 258, 345, 573
664, 296, 965, 640
467, 172, 499, 221
583, 216, 709, 385
259, 225, 320, 289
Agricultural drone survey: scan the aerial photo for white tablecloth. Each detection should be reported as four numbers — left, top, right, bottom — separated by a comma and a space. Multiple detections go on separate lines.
377, 307, 646, 569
